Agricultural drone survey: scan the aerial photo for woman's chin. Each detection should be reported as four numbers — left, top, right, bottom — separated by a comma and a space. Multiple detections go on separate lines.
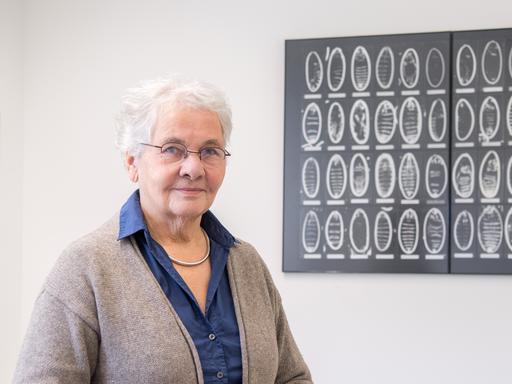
166, 204, 208, 221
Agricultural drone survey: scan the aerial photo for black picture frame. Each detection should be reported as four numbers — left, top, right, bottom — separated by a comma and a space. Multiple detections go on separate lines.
283, 28, 512, 274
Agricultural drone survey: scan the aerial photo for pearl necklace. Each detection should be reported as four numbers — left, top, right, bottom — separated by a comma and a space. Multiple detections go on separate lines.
168, 229, 210, 267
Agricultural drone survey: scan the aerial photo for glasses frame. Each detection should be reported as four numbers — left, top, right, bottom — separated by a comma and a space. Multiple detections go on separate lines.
139, 142, 231, 163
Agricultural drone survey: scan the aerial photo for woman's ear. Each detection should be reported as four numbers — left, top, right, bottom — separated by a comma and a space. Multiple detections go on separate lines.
125, 153, 139, 183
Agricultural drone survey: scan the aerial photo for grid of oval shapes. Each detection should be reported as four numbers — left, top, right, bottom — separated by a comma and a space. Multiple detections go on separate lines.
451, 29, 512, 274
297, 32, 451, 272
286, 29, 512, 273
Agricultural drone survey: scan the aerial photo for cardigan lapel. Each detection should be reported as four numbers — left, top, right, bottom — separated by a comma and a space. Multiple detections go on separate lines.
124, 236, 205, 384
226, 243, 250, 384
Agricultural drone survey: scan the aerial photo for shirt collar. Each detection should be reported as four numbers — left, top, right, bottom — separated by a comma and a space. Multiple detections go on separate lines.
118, 190, 146, 240
118, 190, 236, 249
201, 210, 236, 249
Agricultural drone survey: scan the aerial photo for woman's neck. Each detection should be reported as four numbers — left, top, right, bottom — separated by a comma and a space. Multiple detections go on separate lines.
144, 211, 202, 243
143, 210, 209, 264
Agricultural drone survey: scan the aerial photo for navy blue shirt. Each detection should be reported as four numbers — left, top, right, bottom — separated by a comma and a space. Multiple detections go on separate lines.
118, 191, 242, 383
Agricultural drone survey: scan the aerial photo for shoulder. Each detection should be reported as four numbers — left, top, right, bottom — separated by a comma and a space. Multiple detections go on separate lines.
229, 239, 268, 273
43, 215, 121, 325
49, 215, 120, 279
228, 238, 278, 298
62, 215, 120, 259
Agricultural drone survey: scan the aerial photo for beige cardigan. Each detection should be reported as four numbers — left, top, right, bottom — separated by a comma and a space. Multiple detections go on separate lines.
14, 216, 312, 383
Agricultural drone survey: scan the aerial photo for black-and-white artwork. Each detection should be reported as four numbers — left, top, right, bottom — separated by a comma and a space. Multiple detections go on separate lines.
284, 28, 512, 274
326, 154, 347, 199
327, 102, 345, 143
508, 157, 512, 195
375, 100, 397, 143
398, 208, 419, 256
284, 31, 450, 273
399, 152, 420, 200
302, 102, 322, 147
505, 208, 512, 251
350, 99, 370, 144
477, 205, 503, 254
452, 153, 475, 199
351, 46, 371, 91
426, 48, 445, 89
425, 154, 448, 199
453, 210, 474, 252
428, 98, 447, 142
456, 44, 477, 86
349, 153, 370, 197
423, 208, 446, 255
325, 210, 344, 252
376, 46, 394, 89
375, 153, 396, 198
327, 48, 346, 92
400, 48, 420, 89
399, 97, 422, 144
451, 29, 512, 274
302, 210, 321, 255
482, 41, 503, 85
349, 208, 371, 255
507, 95, 512, 135
374, 210, 393, 252
301, 157, 320, 199
479, 150, 501, 199
305, 51, 323, 93
455, 98, 475, 141
479, 96, 500, 142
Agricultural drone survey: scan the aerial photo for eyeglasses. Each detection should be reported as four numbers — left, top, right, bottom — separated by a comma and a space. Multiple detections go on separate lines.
139, 141, 231, 166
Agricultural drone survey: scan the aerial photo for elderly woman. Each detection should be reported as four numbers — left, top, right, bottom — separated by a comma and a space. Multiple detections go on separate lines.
14, 77, 312, 383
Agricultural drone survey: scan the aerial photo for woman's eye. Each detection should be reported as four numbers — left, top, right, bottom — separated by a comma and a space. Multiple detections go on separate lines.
201, 147, 221, 158
162, 145, 183, 156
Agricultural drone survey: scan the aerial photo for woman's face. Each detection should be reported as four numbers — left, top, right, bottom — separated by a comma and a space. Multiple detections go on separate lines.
127, 105, 227, 223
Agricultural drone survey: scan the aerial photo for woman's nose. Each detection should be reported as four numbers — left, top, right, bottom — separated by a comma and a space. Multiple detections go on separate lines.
178, 152, 205, 179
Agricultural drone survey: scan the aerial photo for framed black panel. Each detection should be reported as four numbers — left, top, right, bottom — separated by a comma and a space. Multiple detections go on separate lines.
283, 32, 451, 273
450, 28, 512, 274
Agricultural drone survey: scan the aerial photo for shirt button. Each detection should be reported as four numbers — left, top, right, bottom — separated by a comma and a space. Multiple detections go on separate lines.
209, 333, 216, 341
216, 371, 224, 379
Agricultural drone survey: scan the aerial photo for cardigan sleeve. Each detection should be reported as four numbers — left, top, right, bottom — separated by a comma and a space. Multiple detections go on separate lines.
271, 283, 314, 384
13, 289, 99, 384
250, 249, 313, 384
232, 240, 313, 383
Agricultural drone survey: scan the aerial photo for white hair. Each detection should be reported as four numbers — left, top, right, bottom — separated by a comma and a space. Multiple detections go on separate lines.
115, 75, 233, 157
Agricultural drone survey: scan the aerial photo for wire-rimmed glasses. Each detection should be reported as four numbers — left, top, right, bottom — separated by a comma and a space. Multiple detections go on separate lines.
139, 141, 231, 167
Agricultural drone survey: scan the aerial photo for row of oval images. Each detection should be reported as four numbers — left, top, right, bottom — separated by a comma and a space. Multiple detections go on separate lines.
302, 205, 512, 255
454, 95, 512, 142
305, 41, 512, 93
453, 150, 512, 200
302, 207, 447, 255
302, 150, 512, 199
303, 153, 448, 200
303, 94, 512, 147
303, 150, 512, 201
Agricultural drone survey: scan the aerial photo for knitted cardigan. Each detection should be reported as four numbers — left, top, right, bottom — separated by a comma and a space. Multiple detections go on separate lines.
14, 216, 312, 383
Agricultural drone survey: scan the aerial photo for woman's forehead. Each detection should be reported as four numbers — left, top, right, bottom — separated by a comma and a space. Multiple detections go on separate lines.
153, 105, 224, 144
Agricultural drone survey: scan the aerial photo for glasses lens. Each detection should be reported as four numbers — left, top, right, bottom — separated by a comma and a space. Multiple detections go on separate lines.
200, 147, 225, 165
161, 143, 187, 162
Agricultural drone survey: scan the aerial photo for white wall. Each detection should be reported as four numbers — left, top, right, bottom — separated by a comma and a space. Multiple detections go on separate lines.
0, 0, 23, 382
12, 0, 512, 382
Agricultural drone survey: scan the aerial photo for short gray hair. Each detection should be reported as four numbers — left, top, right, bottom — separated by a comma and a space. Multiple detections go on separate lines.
115, 75, 233, 157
